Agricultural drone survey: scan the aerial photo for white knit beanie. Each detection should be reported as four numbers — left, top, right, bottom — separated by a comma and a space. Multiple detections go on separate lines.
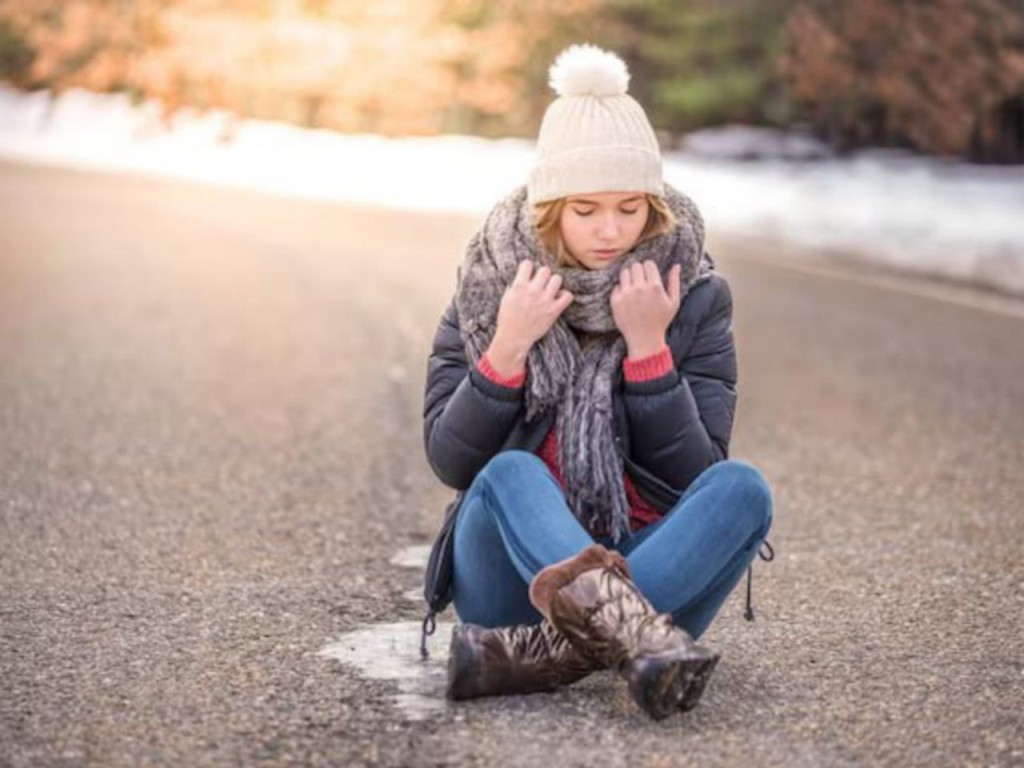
527, 43, 664, 205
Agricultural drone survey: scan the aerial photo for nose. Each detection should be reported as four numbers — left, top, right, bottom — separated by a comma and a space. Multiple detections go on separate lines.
598, 212, 620, 240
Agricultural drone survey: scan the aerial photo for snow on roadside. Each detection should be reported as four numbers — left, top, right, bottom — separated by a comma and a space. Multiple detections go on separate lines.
2, 85, 1022, 296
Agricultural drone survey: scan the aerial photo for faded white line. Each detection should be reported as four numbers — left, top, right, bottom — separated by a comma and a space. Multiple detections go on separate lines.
318, 620, 455, 721
730, 249, 1024, 321
318, 544, 451, 719
389, 545, 431, 570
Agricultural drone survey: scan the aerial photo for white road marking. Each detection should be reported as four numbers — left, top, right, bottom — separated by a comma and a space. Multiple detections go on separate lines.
318, 620, 455, 721
389, 545, 431, 569
730, 249, 1024, 321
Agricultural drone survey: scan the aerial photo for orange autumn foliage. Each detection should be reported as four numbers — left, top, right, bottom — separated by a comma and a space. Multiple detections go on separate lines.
780, 0, 1024, 160
0, 0, 596, 135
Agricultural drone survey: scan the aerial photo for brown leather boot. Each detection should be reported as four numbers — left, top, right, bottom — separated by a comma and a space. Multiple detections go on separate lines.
529, 544, 719, 720
446, 619, 603, 701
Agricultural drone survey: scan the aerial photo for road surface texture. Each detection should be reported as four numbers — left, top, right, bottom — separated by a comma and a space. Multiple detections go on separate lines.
1, 161, 1022, 767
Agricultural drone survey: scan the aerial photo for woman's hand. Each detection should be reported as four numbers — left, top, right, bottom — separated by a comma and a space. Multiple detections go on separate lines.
486, 261, 574, 377
611, 261, 682, 359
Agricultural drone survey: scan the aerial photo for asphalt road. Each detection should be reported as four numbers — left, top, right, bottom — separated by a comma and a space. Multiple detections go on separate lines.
1, 161, 1022, 767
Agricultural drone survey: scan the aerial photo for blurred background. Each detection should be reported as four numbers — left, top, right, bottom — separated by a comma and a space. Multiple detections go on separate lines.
2, 0, 1022, 157
1, 0, 1022, 294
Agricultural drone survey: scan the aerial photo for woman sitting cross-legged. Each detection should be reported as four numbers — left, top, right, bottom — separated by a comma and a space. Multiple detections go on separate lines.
421, 43, 773, 721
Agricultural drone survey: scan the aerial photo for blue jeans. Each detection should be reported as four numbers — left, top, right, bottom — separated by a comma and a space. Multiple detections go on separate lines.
452, 451, 773, 640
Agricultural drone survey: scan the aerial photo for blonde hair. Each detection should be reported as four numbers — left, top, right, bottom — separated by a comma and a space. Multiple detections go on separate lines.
532, 194, 677, 268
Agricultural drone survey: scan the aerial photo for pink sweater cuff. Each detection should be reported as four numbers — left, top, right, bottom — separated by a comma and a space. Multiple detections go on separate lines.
623, 345, 673, 382
477, 354, 526, 388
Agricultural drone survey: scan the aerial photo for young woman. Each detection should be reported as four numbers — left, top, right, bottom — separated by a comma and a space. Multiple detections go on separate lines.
420, 44, 773, 720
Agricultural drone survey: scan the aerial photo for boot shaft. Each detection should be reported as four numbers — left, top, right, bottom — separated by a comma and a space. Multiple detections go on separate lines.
446, 620, 601, 701
549, 563, 699, 664
529, 543, 721, 719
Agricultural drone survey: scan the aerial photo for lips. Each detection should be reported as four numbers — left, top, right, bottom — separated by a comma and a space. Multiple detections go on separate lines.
593, 249, 619, 259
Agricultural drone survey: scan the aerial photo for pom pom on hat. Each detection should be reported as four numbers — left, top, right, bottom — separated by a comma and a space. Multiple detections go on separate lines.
548, 43, 630, 98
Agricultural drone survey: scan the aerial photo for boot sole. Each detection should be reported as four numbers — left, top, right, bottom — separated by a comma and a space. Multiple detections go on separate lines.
678, 651, 719, 712
627, 646, 720, 720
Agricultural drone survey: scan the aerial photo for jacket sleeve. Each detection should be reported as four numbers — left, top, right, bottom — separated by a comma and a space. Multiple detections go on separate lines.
423, 299, 526, 489
622, 273, 738, 492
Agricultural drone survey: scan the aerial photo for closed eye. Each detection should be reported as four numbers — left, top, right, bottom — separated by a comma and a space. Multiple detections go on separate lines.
571, 208, 640, 216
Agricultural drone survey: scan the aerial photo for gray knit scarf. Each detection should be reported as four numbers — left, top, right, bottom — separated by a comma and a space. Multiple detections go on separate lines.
456, 183, 712, 541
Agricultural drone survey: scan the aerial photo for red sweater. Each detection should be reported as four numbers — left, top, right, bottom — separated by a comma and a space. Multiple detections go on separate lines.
477, 346, 674, 533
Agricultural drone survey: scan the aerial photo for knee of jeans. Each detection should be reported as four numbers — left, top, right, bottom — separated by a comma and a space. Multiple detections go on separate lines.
479, 449, 546, 486
453, 491, 490, 543
714, 460, 773, 539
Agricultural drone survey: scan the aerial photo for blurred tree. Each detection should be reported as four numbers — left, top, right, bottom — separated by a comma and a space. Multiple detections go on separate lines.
0, 0, 796, 141
600, 0, 796, 144
779, 0, 1024, 161
0, 17, 33, 84
0, 0, 192, 122
435, 0, 603, 137
2, 0, 1020, 161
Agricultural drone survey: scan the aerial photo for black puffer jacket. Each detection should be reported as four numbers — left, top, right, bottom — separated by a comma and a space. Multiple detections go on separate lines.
420, 259, 738, 624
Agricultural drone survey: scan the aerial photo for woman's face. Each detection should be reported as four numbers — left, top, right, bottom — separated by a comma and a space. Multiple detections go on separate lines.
559, 191, 649, 270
